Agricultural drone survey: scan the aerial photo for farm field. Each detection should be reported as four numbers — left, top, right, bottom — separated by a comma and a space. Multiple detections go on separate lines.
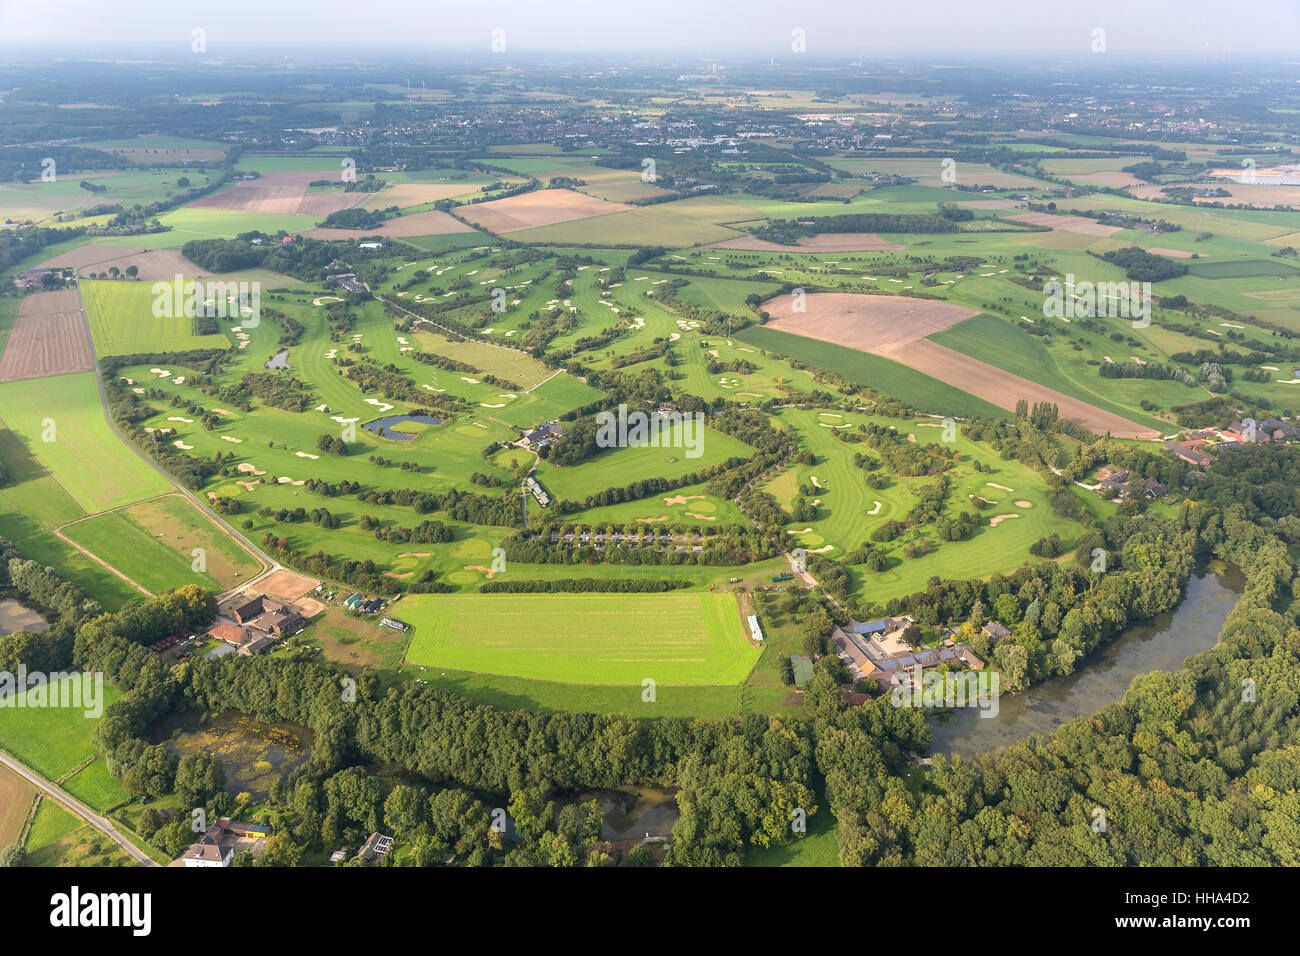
0, 371, 171, 512
401, 592, 760, 685
0, 762, 35, 847
0, 427, 141, 609
82, 279, 232, 355
0, 289, 96, 383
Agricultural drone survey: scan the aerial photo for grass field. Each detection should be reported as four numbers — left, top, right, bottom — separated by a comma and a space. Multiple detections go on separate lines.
62, 757, 129, 812
0, 372, 171, 513
22, 797, 82, 851
82, 279, 232, 356
61, 494, 263, 595
0, 676, 121, 781
401, 592, 760, 685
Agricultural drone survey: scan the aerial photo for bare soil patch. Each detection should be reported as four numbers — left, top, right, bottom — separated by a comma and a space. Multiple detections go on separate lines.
708, 232, 906, 252
255, 569, 319, 602
192, 171, 367, 216
894, 339, 1160, 438
0, 289, 95, 382
763, 292, 978, 351
1146, 247, 1198, 259
460, 189, 629, 234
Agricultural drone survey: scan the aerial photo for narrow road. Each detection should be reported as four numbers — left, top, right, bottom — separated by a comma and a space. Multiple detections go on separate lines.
0, 750, 157, 866
73, 275, 280, 601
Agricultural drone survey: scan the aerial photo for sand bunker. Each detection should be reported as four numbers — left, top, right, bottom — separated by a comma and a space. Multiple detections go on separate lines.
637, 515, 669, 523
464, 564, 497, 579
172, 440, 193, 450
685, 512, 716, 521
1014, 500, 1032, 508
295, 452, 320, 460
276, 477, 306, 486
237, 463, 266, 475
236, 479, 262, 491
398, 552, 432, 558
867, 501, 882, 515
989, 514, 1019, 527
987, 483, 1012, 492
221, 435, 243, 443
664, 495, 704, 506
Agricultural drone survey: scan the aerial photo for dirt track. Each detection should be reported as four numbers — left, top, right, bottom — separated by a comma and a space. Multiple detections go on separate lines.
0, 289, 96, 382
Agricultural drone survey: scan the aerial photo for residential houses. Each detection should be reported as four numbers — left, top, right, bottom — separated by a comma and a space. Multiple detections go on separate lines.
178, 818, 270, 867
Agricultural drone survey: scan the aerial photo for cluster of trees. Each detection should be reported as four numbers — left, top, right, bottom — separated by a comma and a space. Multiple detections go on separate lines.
1100, 359, 1198, 387
226, 371, 314, 412
315, 433, 351, 456
479, 578, 692, 594
1100, 246, 1188, 282
754, 213, 962, 244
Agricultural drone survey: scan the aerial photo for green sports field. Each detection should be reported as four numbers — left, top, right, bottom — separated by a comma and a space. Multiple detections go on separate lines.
401, 592, 760, 685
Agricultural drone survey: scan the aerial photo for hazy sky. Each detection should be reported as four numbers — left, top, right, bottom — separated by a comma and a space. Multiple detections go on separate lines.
3, 0, 1300, 57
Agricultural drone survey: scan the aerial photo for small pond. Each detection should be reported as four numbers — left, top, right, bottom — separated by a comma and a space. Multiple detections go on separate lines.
0, 598, 49, 636
362, 413, 444, 441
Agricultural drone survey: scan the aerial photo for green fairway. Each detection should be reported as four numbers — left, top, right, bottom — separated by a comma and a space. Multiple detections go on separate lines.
401, 592, 760, 685
0, 372, 171, 513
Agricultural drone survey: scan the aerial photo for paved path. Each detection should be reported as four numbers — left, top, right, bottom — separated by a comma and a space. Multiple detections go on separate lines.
0, 750, 156, 866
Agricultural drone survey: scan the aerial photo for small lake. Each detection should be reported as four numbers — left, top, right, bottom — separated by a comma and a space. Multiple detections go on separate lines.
563, 784, 679, 841
0, 598, 49, 636
361, 413, 444, 441
264, 348, 291, 370
153, 709, 313, 799
929, 562, 1244, 758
